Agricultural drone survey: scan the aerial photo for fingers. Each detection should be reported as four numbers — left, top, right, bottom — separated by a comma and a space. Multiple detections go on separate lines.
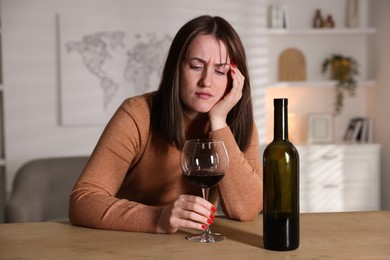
175, 195, 215, 224
172, 195, 216, 231
157, 195, 217, 233
229, 63, 244, 101
177, 194, 215, 215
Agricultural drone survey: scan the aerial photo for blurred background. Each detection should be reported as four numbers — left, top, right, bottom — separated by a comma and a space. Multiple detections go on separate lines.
0, 0, 389, 222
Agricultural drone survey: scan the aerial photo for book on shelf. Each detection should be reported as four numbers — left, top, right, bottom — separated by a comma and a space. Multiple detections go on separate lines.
343, 117, 373, 143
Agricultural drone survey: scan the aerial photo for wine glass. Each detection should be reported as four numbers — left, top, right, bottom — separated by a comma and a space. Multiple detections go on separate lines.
181, 139, 229, 243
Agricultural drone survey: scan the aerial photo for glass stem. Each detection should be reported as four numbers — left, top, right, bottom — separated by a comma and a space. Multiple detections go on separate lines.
201, 188, 213, 240
202, 187, 209, 201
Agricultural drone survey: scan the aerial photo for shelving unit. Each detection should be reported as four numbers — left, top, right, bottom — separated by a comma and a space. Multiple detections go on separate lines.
265, 31, 375, 84
267, 80, 375, 88
264, 0, 375, 85
263, 0, 381, 212
263, 28, 376, 36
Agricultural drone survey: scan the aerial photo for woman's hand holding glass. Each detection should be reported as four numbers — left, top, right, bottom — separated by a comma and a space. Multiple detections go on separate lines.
157, 194, 216, 234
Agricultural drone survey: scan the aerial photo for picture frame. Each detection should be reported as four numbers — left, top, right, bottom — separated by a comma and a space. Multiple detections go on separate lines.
307, 113, 333, 143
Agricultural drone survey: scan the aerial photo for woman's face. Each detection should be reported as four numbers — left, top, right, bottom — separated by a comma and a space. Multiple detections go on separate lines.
180, 34, 231, 119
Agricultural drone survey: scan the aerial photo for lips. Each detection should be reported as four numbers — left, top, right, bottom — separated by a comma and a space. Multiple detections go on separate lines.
195, 91, 213, 99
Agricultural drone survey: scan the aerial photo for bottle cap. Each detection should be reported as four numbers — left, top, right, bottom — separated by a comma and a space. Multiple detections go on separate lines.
274, 98, 288, 106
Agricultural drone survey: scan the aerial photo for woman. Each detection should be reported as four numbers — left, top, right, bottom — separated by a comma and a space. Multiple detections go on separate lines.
69, 15, 262, 234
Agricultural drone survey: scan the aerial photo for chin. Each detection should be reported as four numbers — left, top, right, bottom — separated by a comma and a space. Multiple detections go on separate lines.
197, 108, 212, 114
201, 103, 216, 112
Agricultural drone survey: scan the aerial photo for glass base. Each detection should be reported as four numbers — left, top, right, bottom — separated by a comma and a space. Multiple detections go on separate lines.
186, 233, 226, 243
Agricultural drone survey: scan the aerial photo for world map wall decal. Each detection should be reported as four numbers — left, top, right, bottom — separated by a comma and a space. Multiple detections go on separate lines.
57, 13, 173, 126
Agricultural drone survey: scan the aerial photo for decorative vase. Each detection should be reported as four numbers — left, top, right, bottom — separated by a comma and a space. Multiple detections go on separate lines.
331, 58, 352, 81
313, 9, 324, 28
346, 0, 359, 28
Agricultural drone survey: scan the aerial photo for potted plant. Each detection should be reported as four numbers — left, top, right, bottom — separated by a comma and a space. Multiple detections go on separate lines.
322, 54, 359, 115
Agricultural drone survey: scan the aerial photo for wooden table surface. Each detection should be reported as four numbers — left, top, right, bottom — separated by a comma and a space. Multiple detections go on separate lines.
0, 211, 389, 259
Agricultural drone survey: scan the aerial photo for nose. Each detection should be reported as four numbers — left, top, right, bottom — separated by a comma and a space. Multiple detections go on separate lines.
199, 67, 213, 88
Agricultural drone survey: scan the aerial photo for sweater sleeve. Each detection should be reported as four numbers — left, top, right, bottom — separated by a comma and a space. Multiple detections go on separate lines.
68, 97, 163, 233
209, 124, 263, 221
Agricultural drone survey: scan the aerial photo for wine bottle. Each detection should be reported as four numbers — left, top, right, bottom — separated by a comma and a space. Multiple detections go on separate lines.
263, 98, 299, 251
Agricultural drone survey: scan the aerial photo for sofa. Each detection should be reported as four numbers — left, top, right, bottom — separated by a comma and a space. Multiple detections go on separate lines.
4, 156, 89, 223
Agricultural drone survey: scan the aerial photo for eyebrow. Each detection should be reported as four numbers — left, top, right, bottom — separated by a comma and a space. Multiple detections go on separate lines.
189, 57, 230, 68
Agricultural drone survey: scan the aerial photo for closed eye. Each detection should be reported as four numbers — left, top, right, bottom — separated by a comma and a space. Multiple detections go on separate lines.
190, 65, 204, 71
215, 65, 229, 76
215, 70, 226, 76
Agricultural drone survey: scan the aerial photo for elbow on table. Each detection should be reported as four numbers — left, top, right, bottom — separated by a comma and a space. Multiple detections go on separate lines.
68, 192, 93, 227
68, 195, 82, 226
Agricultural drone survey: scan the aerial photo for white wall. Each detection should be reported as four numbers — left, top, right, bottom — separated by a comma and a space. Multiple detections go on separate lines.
3, 0, 389, 210
369, 0, 390, 210
1, 0, 267, 192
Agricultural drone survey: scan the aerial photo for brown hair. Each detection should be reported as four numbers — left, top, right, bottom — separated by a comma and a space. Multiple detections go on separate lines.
151, 15, 254, 151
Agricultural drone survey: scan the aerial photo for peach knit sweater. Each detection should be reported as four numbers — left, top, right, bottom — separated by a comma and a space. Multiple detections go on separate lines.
69, 92, 263, 233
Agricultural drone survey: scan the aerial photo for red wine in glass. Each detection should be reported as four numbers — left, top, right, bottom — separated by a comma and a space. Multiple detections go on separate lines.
184, 170, 225, 188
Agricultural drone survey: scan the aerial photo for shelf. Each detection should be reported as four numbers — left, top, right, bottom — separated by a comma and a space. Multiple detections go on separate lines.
266, 80, 376, 88
263, 28, 376, 36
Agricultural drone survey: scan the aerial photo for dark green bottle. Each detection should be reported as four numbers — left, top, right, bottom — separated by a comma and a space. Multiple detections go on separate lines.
263, 98, 299, 251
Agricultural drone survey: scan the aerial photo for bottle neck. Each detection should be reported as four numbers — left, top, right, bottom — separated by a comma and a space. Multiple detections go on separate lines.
273, 99, 289, 141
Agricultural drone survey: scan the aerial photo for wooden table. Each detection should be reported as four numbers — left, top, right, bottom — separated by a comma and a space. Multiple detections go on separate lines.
0, 211, 389, 259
